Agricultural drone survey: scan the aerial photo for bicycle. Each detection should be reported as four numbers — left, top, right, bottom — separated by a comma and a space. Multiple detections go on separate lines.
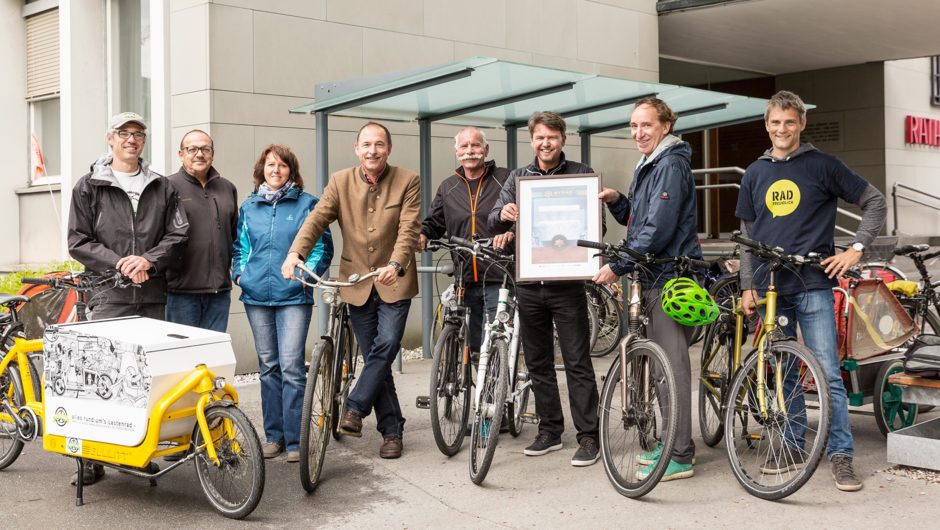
1, 272, 264, 519
294, 264, 379, 493
457, 238, 533, 485
704, 231, 833, 500
587, 282, 624, 357
422, 236, 509, 457
889, 244, 940, 335
577, 239, 713, 498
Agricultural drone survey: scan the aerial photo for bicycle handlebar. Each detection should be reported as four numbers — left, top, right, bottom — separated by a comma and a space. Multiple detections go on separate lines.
294, 263, 381, 289
731, 230, 824, 266
576, 239, 711, 271
21, 270, 136, 291
426, 236, 509, 261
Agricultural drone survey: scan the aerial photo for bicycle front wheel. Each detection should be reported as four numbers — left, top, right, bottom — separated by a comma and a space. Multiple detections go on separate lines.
331, 321, 357, 441
0, 363, 26, 470
299, 339, 336, 492
589, 284, 624, 357
724, 340, 831, 501
430, 323, 471, 456
193, 406, 265, 519
469, 337, 508, 485
507, 344, 530, 437
699, 318, 733, 447
599, 340, 678, 498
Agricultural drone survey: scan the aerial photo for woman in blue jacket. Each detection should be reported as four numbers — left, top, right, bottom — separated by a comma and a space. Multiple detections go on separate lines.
232, 144, 333, 462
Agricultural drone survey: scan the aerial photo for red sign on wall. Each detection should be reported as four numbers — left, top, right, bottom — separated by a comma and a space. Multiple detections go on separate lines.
906, 115, 940, 146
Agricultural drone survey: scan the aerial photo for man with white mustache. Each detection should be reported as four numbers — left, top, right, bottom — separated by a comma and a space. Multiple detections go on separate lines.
419, 127, 514, 361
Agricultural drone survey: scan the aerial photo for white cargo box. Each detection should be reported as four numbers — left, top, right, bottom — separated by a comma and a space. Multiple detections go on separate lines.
42, 317, 236, 447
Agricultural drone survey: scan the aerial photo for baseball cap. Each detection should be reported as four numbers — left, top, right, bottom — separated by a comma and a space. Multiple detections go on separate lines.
109, 112, 148, 131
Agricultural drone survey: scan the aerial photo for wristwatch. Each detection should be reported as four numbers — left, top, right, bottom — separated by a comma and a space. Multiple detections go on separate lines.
851, 242, 865, 253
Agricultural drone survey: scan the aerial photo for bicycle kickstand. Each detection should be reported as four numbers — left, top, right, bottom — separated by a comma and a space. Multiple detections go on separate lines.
75, 457, 84, 506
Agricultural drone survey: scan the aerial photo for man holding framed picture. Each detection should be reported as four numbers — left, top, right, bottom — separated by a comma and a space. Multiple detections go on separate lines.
594, 97, 702, 481
489, 111, 601, 467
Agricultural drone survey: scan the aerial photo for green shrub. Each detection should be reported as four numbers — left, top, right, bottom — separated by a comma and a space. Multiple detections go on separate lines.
0, 261, 84, 295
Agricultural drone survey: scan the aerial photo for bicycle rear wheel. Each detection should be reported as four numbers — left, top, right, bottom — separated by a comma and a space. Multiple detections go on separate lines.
507, 344, 530, 437
299, 339, 336, 492
193, 405, 265, 519
469, 337, 508, 485
0, 363, 26, 470
589, 284, 624, 357
724, 340, 831, 501
331, 321, 357, 441
599, 340, 678, 498
699, 316, 734, 447
430, 323, 472, 456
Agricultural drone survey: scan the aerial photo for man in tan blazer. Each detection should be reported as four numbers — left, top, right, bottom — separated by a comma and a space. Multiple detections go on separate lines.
281, 121, 420, 459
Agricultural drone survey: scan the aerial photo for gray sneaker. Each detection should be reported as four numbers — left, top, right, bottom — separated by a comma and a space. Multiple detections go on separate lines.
262, 442, 283, 459
524, 432, 563, 456
571, 437, 599, 467
760, 445, 807, 475
831, 454, 863, 492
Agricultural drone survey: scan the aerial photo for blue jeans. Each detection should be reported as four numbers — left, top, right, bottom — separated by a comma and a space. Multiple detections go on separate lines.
166, 292, 232, 332
464, 282, 502, 354
244, 303, 311, 452
347, 289, 410, 438
767, 288, 853, 458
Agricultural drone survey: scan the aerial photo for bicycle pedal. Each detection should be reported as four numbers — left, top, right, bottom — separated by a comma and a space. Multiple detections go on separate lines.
520, 412, 539, 424
704, 371, 724, 380
747, 434, 764, 441
415, 396, 430, 409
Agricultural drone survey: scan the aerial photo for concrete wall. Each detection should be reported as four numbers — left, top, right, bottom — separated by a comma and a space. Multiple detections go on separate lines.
884, 57, 940, 237
168, 0, 658, 368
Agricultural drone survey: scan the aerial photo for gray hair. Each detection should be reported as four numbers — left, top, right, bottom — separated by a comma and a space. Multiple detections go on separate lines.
765, 90, 807, 123
454, 127, 488, 149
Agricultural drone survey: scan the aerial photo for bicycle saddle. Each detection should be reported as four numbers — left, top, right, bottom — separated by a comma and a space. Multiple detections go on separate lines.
0, 294, 29, 307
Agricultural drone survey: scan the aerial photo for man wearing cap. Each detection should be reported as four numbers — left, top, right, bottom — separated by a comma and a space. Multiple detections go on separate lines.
166, 130, 238, 332
67, 112, 189, 484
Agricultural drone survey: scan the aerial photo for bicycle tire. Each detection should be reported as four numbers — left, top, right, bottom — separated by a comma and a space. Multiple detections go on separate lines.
699, 319, 733, 447
193, 405, 265, 519
692, 274, 740, 346
902, 299, 940, 336
507, 343, 530, 437
331, 321, 356, 441
299, 339, 336, 493
469, 337, 509, 485
589, 284, 624, 357
599, 340, 678, 498
723, 339, 831, 501
873, 358, 918, 436
0, 363, 26, 470
430, 323, 471, 456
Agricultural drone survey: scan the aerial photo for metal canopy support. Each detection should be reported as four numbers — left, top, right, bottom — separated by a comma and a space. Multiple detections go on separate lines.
674, 113, 766, 135
313, 68, 475, 115
506, 125, 518, 170
580, 131, 592, 167
675, 102, 729, 118
559, 93, 657, 119
578, 120, 631, 136
420, 81, 576, 122
315, 111, 330, 337
418, 119, 433, 367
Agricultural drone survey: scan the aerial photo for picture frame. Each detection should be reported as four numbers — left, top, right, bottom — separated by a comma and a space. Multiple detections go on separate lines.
515, 173, 603, 282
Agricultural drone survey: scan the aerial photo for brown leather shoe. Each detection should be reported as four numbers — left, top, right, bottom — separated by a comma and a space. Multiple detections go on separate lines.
380, 436, 403, 459
339, 409, 363, 437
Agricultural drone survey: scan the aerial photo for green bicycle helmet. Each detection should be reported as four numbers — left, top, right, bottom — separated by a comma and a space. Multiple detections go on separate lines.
660, 277, 719, 326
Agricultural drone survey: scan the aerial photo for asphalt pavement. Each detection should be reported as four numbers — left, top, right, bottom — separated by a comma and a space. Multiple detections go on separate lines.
4, 350, 940, 529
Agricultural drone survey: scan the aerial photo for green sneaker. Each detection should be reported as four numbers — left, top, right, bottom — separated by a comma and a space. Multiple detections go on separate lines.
636, 459, 694, 482
636, 443, 663, 465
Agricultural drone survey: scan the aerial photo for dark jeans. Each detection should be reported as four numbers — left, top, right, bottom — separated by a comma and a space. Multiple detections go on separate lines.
347, 289, 411, 438
464, 282, 502, 354
91, 303, 165, 320
517, 281, 599, 442
166, 292, 232, 332
645, 288, 695, 465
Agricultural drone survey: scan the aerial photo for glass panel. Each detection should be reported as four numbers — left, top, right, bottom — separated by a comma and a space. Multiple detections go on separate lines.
110, 0, 151, 160
29, 97, 61, 180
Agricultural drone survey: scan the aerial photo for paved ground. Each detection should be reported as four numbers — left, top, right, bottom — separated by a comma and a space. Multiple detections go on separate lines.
4, 347, 940, 529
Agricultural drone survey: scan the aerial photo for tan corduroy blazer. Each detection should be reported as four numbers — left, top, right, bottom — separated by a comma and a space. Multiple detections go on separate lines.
289, 165, 421, 306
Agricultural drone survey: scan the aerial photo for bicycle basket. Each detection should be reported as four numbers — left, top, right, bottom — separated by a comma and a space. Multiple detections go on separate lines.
839, 278, 917, 360
860, 235, 899, 263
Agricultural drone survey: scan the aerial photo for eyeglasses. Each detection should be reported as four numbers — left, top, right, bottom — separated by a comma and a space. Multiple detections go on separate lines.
182, 146, 214, 155
114, 130, 147, 140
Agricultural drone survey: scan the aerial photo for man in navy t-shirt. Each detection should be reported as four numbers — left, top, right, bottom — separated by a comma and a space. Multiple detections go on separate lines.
736, 90, 887, 493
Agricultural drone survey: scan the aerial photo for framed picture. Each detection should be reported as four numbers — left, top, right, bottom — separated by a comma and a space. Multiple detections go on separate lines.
515, 173, 603, 281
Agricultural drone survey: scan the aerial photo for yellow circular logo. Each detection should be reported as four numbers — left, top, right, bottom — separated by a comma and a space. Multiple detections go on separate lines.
765, 179, 800, 218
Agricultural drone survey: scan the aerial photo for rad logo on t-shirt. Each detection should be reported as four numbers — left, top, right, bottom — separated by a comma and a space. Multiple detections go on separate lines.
765, 179, 801, 217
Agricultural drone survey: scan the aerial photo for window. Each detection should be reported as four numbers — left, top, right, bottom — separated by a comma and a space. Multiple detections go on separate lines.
108, 0, 151, 161
25, 6, 60, 184
932, 56, 940, 107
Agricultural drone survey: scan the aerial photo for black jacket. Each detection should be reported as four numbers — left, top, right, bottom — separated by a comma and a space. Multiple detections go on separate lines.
421, 161, 511, 283
167, 166, 239, 293
67, 156, 189, 307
